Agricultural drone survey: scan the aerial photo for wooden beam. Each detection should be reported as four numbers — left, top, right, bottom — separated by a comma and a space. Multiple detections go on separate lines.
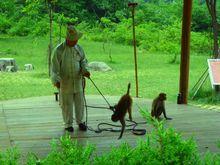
178, 0, 193, 104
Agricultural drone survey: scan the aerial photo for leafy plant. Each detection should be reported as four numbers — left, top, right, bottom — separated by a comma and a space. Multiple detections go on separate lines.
139, 109, 201, 165
0, 14, 11, 33
0, 147, 21, 165
27, 134, 95, 164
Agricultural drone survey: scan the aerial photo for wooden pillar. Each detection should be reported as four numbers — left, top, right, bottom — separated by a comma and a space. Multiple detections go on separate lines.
178, 0, 193, 104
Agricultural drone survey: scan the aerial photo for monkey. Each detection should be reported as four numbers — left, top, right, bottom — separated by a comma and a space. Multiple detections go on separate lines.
151, 93, 172, 120
111, 83, 132, 139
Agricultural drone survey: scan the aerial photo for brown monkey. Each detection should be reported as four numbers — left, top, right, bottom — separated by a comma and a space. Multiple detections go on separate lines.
111, 83, 132, 139
151, 93, 172, 120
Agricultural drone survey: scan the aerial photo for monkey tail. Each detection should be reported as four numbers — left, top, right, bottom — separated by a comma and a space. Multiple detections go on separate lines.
127, 83, 131, 95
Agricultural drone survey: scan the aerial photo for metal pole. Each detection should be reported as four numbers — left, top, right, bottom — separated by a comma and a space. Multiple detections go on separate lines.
178, 0, 193, 104
128, 2, 138, 97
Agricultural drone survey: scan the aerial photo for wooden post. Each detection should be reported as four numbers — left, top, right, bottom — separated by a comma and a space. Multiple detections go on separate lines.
178, 0, 193, 104
128, 2, 138, 97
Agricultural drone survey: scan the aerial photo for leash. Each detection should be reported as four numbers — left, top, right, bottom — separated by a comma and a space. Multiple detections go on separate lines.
83, 77, 146, 137
94, 120, 146, 135
88, 77, 114, 111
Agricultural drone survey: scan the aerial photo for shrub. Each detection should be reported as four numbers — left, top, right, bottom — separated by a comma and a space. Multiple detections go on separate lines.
0, 147, 20, 165
8, 17, 33, 36
0, 14, 11, 33
191, 31, 211, 54
27, 134, 95, 165
86, 17, 210, 55
190, 86, 220, 105
32, 17, 50, 36
203, 151, 220, 165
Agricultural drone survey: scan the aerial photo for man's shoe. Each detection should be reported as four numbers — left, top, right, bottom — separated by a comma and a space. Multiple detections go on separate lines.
78, 122, 87, 131
65, 126, 74, 132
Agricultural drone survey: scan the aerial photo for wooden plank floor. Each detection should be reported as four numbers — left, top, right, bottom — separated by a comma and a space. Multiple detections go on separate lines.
0, 95, 220, 160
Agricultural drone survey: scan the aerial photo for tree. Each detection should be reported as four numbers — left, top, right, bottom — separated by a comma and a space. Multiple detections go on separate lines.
0, 0, 15, 16
205, 0, 219, 58
54, 13, 78, 43
192, 2, 210, 32
46, 0, 56, 76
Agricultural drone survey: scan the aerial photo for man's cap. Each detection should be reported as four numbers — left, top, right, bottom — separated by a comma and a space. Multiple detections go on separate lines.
66, 25, 83, 41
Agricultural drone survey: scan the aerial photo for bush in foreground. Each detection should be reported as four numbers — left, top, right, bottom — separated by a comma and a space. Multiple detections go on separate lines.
1, 110, 220, 165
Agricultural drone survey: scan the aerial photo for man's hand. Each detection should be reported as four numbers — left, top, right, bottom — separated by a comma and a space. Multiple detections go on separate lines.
83, 71, 90, 78
54, 82, 60, 88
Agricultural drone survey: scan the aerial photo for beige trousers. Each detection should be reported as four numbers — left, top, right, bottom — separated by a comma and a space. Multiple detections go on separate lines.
60, 92, 84, 128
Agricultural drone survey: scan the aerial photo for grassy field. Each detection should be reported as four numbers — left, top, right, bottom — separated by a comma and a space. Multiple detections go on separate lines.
0, 36, 214, 103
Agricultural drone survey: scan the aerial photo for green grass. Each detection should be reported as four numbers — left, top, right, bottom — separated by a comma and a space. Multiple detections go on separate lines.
0, 36, 214, 103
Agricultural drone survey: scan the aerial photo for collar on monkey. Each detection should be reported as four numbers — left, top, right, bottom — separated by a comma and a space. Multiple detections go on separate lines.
109, 106, 116, 112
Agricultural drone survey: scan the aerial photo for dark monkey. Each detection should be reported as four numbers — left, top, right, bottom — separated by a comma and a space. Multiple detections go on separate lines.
111, 83, 132, 139
151, 93, 172, 120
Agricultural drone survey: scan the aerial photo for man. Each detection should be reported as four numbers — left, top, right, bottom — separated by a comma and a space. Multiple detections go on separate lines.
51, 24, 90, 132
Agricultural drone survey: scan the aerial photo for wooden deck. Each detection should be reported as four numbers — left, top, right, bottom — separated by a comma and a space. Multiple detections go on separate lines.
0, 95, 220, 160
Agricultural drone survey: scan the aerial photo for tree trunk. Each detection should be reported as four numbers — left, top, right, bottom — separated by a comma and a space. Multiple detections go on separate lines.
205, 0, 219, 58
212, 20, 219, 58
48, 3, 53, 76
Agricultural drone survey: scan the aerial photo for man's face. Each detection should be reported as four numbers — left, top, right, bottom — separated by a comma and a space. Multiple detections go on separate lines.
66, 39, 78, 47
66, 26, 78, 46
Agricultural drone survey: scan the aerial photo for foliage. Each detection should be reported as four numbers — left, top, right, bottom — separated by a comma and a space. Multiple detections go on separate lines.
8, 17, 34, 36
0, 14, 11, 33
0, 0, 15, 33
203, 151, 220, 165
0, 0, 16, 16
138, 110, 202, 165
26, 135, 95, 164
87, 17, 210, 55
136, 1, 182, 27
190, 31, 211, 54
192, 2, 211, 32
189, 84, 220, 105
52, 0, 129, 24
2, 0, 49, 36
0, 0, 215, 55
0, 147, 20, 165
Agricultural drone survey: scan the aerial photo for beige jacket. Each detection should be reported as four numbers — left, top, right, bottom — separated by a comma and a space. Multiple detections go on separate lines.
51, 42, 88, 94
